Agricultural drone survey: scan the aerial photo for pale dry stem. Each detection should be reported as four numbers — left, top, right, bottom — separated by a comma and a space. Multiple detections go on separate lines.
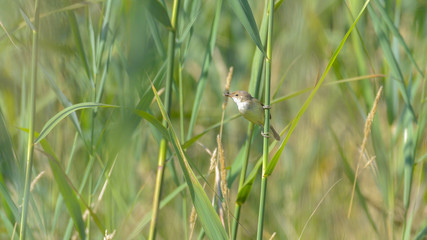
348, 86, 383, 218
220, 66, 234, 139
299, 179, 342, 240
30, 171, 45, 191
216, 135, 228, 202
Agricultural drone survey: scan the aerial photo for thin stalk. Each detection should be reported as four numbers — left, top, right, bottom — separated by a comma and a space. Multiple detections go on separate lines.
257, 0, 274, 238
148, 139, 167, 240
232, 0, 269, 238
148, 0, 180, 239
19, 1, 40, 239
231, 124, 254, 240
178, 49, 188, 240
179, 59, 185, 143
257, 178, 268, 240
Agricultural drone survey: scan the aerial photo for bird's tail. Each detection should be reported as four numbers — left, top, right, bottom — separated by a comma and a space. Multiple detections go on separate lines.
270, 125, 280, 141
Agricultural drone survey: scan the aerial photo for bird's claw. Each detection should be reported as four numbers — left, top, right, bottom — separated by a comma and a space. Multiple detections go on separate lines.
261, 132, 270, 138
263, 105, 271, 109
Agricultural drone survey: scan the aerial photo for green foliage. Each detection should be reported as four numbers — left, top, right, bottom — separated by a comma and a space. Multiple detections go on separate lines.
35, 102, 117, 144
38, 135, 87, 240
0, 0, 426, 239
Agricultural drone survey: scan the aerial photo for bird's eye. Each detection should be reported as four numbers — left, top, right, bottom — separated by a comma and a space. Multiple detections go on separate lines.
236, 94, 239, 96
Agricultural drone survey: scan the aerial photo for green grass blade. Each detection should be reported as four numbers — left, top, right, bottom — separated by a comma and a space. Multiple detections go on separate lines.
37, 136, 86, 240
373, 0, 424, 78
236, 157, 262, 205
402, 108, 416, 238
272, 75, 386, 104
51, 134, 78, 234
151, 82, 228, 240
0, 210, 18, 239
248, 0, 268, 97
402, 116, 415, 210
147, 0, 172, 29
42, 67, 84, 141
0, 109, 19, 185
257, 0, 274, 235
228, 0, 265, 55
234, 127, 281, 205
20, 2, 40, 238
133, 109, 170, 141
0, 113, 18, 227
129, 183, 187, 238
30, 130, 106, 237
146, 8, 166, 59
88, 8, 96, 79
182, 114, 239, 149
232, 2, 267, 237
35, 102, 117, 144
0, 181, 19, 221
19, 8, 35, 31
96, 46, 113, 104
68, 11, 91, 81
227, 144, 247, 187
274, 0, 284, 11
272, 87, 312, 104
186, 0, 222, 140
368, 5, 416, 122
95, 0, 112, 73
265, 0, 372, 176
415, 222, 427, 240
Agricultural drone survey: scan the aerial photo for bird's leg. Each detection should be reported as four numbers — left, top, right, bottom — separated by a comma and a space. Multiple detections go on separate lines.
260, 125, 270, 138
262, 105, 271, 109
261, 132, 270, 138
261, 105, 272, 137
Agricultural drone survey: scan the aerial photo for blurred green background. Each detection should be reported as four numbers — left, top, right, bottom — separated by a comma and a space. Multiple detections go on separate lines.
0, 0, 426, 239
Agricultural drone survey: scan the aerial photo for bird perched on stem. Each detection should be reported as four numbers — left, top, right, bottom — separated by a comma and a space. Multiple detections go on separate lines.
225, 90, 280, 141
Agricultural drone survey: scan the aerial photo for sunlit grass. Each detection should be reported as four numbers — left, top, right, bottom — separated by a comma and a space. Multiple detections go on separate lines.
0, 0, 426, 239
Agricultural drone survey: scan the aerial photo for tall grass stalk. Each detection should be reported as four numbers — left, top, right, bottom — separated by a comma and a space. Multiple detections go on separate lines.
231, 123, 253, 239
257, 0, 274, 238
148, 0, 180, 238
19, 1, 40, 239
231, 1, 268, 238
1, 0, 426, 239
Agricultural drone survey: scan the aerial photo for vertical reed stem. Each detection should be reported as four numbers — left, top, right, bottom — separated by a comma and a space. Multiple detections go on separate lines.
232, 1, 269, 238
231, 124, 253, 240
148, 0, 180, 238
257, 0, 274, 238
20, 1, 40, 239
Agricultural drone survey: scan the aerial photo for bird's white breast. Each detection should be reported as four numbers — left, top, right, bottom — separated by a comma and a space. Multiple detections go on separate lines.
236, 100, 251, 113
235, 100, 264, 125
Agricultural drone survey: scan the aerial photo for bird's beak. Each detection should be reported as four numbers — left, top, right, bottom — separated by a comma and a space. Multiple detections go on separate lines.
224, 92, 231, 97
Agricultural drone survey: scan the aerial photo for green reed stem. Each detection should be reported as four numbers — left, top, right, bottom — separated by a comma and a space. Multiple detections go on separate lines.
148, 0, 180, 239
231, 124, 254, 240
232, 1, 268, 238
19, 1, 40, 239
257, 0, 274, 238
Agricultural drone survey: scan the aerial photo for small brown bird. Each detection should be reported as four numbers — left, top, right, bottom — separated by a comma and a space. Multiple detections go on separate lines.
225, 90, 280, 141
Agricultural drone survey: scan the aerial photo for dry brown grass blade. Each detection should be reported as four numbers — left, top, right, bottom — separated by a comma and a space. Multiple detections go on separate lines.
0, 21, 18, 49
30, 171, 45, 191
348, 86, 383, 218
299, 179, 342, 240
217, 135, 228, 202
220, 66, 234, 138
